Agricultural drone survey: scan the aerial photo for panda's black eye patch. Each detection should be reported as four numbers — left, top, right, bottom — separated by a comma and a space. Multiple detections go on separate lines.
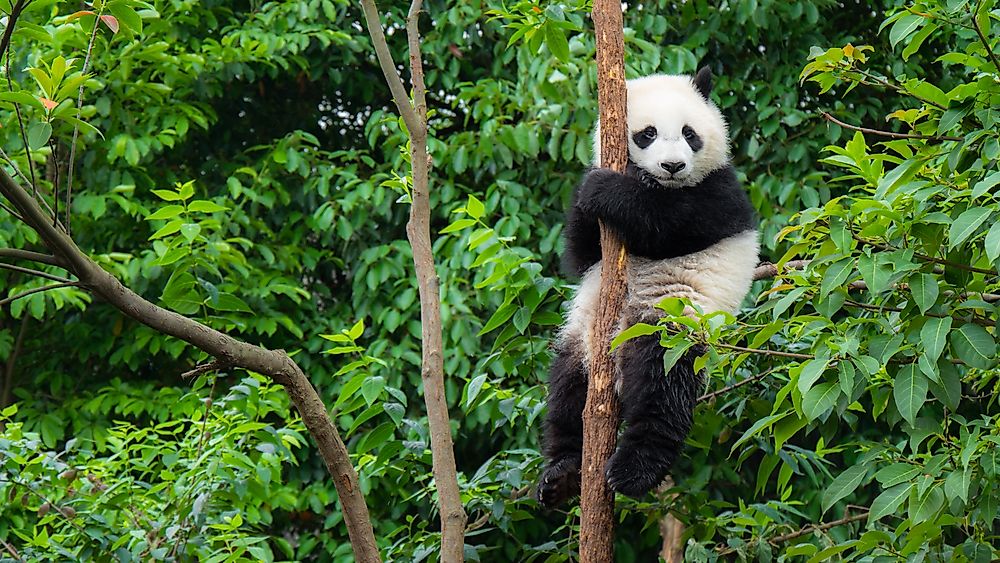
682, 126, 703, 152
632, 126, 657, 149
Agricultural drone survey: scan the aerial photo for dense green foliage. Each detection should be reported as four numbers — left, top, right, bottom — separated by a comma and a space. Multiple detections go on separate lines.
1, 0, 998, 560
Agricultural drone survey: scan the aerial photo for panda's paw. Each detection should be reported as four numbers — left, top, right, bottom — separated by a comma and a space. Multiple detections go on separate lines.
605, 447, 665, 499
535, 457, 581, 509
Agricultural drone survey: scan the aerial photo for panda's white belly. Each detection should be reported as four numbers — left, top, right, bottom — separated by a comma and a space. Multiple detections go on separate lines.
558, 229, 760, 364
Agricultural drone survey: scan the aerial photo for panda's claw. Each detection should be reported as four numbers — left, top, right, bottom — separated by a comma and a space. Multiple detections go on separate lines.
605, 446, 666, 499
535, 457, 581, 509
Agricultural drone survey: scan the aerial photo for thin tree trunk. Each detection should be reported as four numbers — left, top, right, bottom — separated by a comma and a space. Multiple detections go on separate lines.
580, 1, 629, 561
658, 478, 685, 562
359, 1, 467, 559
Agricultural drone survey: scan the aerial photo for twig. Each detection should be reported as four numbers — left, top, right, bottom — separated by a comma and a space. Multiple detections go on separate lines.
0, 248, 65, 268
969, 1, 1000, 75
180, 359, 230, 379
752, 260, 810, 280
196, 375, 217, 457
769, 511, 869, 544
65, 4, 105, 235
855, 235, 997, 276
821, 112, 962, 142
0, 538, 20, 562
717, 342, 815, 360
0, 262, 76, 283
698, 367, 779, 403
0, 281, 78, 308
0, 199, 22, 221
717, 511, 870, 556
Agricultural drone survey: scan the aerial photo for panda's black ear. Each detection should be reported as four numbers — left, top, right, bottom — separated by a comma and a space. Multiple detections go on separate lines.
693, 66, 713, 99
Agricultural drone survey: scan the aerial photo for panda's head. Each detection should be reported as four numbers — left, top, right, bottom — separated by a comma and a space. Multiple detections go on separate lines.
593, 67, 730, 188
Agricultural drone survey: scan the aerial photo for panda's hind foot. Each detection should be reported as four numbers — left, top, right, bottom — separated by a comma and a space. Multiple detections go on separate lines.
536, 456, 581, 508
605, 444, 670, 498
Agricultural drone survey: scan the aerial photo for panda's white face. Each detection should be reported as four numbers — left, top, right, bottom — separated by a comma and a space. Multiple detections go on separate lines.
593, 73, 730, 188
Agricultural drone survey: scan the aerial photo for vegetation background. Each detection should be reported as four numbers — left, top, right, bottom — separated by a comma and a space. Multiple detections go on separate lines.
1, 0, 998, 560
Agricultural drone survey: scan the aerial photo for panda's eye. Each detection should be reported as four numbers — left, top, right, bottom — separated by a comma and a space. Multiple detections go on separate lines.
641, 126, 657, 139
682, 126, 696, 140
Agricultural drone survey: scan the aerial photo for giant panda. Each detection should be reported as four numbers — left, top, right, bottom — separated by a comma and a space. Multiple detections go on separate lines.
536, 67, 759, 507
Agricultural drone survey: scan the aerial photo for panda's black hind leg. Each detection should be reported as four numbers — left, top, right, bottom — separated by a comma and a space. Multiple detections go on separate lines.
605, 333, 703, 498
537, 344, 588, 508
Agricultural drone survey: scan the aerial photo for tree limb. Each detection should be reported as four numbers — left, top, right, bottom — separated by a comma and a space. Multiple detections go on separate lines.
0, 167, 381, 563
0, 248, 66, 268
0, 281, 78, 308
360, 2, 466, 559
1, 315, 28, 410
0, 262, 75, 283
821, 112, 963, 142
580, 2, 629, 561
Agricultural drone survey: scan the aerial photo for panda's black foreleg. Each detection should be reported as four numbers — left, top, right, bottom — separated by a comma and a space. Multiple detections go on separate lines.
536, 344, 588, 508
605, 333, 703, 498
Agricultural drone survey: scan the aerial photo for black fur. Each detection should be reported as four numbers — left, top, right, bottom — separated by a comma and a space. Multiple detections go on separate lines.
561, 163, 756, 277
536, 344, 587, 507
632, 126, 656, 149
606, 338, 705, 497
682, 125, 704, 152
693, 66, 713, 99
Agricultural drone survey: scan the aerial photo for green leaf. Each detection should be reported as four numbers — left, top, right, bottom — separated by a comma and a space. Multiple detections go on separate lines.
179, 223, 201, 242
662, 340, 693, 374
986, 221, 1000, 264
27, 122, 52, 149
889, 14, 923, 48
972, 171, 1000, 200
479, 302, 516, 335
920, 317, 952, 363
151, 189, 185, 201
929, 361, 962, 411
361, 376, 385, 405
466, 195, 485, 219
348, 319, 365, 340
893, 365, 927, 425
875, 463, 921, 487
610, 322, 661, 351
820, 258, 854, 298
188, 200, 228, 213
210, 294, 252, 313
150, 219, 183, 240
910, 274, 939, 314
802, 382, 839, 421
944, 467, 971, 503
465, 374, 487, 409
949, 323, 996, 369
146, 205, 185, 221
440, 218, 476, 234
543, 22, 570, 62
868, 483, 913, 525
822, 465, 868, 513
858, 253, 892, 293
908, 485, 945, 522
797, 353, 831, 394
949, 207, 992, 249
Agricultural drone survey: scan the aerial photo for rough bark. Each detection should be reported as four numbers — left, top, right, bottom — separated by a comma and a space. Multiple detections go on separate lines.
359, 1, 467, 560
0, 169, 381, 563
580, 1, 629, 561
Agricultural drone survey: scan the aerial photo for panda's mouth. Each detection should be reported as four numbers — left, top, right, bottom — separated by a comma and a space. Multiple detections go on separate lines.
638, 168, 688, 188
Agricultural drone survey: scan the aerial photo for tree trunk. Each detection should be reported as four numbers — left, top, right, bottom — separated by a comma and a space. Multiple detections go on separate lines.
579, 1, 629, 561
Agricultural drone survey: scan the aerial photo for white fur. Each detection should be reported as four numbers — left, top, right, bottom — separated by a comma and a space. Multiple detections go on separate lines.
558, 230, 760, 369
593, 74, 730, 188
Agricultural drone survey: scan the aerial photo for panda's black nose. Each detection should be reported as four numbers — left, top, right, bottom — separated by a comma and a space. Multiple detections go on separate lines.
660, 161, 686, 174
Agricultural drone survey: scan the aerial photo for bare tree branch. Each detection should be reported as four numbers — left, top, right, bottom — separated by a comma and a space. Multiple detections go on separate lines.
360, 2, 466, 560
821, 112, 963, 142
0, 249, 66, 267
0, 167, 381, 563
580, 1, 629, 560
0, 262, 75, 283
0, 281, 78, 308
